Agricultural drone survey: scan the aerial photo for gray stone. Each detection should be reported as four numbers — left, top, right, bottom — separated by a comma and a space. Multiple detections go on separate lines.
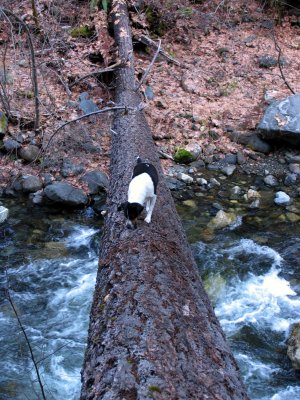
208, 178, 221, 188
229, 131, 271, 153
79, 92, 99, 115
284, 173, 298, 186
3, 139, 21, 151
189, 159, 205, 169
81, 170, 109, 194
274, 191, 291, 206
264, 175, 278, 187
258, 55, 278, 68
61, 159, 85, 178
29, 190, 44, 205
19, 145, 40, 162
177, 173, 194, 184
165, 177, 185, 191
289, 164, 300, 175
237, 151, 246, 164
221, 165, 236, 176
249, 199, 260, 209
0, 206, 9, 223
21, 175, 43, 193
223, 154, 237, 164
196, 177, 207, 186
257, 94, 300, 146
44, 182, 88, 206
287, 323, 300, 370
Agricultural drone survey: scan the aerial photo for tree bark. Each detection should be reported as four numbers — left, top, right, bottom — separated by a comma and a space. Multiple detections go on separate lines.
81, 1, 249, 399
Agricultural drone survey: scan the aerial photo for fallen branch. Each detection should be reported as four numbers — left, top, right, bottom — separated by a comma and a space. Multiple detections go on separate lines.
136, 34, 181, 66
0, 8, 40, 131
69, 61, 125, 88
5, 288, 47, 400
135, 39, 161, 91
42, 105, 133, 155
272, 31, 295, 95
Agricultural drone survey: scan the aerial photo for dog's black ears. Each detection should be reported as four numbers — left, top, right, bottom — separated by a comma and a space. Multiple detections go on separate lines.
118, 202, 128, 212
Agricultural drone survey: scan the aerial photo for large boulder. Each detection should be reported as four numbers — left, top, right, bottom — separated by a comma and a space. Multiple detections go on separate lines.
44, 182, 88, 207
257, 93, 300, 146
287, 322, 300, 370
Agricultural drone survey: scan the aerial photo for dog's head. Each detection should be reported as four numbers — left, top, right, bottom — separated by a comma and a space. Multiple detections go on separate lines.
118, 202, 144, 229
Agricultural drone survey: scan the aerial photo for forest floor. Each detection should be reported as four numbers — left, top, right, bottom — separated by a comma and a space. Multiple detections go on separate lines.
1, 0, 300, 191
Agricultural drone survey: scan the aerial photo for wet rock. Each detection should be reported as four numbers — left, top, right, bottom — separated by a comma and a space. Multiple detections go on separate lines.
221, 165, 236, 176
264, 175, 278, 187
249, 199, 260, 209
44, 182, 88, 206
207, 210, 237, 230
177, 172, 194, 184
287, 323, 300, 370
19, 145, 40, 162
0, 205, 9, 223
287, 155, 300, 164
230, 186, 242, 199
81, 170, 109, 194
286, 212, 300, 223
165, 177, 186, 191
196, 177, 208, 186
3, 139, 21, 152
61, 160, 85, 178
274, 191, 291, 206
289, 164, 300, 175
29, 190, 44, 205
208, 178, 221, 188
284, 173, 298, 186
246, 189, 261, 201
21, 175, 43, 193
257, 94, 300, 146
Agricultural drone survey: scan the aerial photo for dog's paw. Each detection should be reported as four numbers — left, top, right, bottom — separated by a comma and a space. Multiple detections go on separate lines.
144, 216, 151, 224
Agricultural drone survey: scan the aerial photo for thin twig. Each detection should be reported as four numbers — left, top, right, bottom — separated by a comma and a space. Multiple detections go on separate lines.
136, 35, 181, 66
42, 105, 132, 155
5, 288, 47, 400
1, 8, 40, 131
272, 31, 295, 95
135, 39, 161, 91
69, 62, 124, 88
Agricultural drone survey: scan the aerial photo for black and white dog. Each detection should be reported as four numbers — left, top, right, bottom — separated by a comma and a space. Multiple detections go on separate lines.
118, 157, 158, 229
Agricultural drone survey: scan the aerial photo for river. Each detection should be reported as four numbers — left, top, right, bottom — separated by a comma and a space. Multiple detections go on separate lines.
1, 175, 300, 399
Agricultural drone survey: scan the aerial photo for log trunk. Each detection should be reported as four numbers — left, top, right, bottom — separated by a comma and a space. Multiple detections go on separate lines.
81, 1, 249, 399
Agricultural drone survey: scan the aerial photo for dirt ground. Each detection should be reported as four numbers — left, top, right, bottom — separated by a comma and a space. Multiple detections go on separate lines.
0, 0, 300, 190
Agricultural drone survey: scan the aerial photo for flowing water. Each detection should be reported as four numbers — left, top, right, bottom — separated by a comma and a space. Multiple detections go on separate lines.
1, 176, 300, 399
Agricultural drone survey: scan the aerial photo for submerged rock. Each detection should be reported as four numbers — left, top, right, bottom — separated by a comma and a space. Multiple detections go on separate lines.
0, 205, 9, 223
274, 191, 291, 206
208, 210, 237, 230
287, 323, 300, 370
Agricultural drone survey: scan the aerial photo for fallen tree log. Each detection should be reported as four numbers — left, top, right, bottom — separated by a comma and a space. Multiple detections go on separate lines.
81, 1, 249, 399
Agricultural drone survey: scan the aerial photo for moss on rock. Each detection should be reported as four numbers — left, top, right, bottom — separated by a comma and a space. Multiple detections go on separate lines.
174, 148, 196, 164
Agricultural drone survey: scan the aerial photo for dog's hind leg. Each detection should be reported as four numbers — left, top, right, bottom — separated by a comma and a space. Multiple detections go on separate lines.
144, 195, 157, 224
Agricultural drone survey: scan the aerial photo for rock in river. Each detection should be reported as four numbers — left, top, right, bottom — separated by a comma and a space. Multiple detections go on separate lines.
274, 191, 291, 206
287, 323, 300, 370
44, 182, 88, 207
0, 206, 9, 223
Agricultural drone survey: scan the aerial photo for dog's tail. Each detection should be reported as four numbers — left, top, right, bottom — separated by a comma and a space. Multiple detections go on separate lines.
136, 156, 142, 164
